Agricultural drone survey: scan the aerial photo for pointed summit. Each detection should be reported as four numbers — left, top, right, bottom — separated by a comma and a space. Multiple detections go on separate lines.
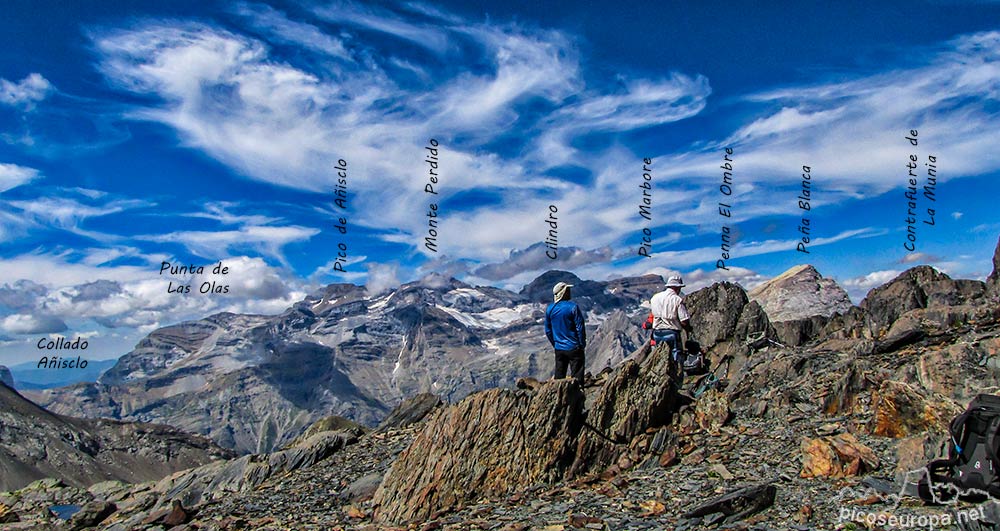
748, 265, 853, 322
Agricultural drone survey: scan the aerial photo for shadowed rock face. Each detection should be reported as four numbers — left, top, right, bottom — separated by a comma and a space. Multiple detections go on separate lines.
0, 366, 12, 388
748, 265, 853, 322
859, 266, 986, 337
0, 381, 233, 492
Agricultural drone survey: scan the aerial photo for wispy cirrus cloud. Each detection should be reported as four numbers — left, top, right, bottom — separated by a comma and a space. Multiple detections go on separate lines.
659, 31, 1000, 194
0, 163, 40, 193
90, 4, 711, 263
236, 3, 351, 60
8, 196, 151, 237
140, 225, 319, 266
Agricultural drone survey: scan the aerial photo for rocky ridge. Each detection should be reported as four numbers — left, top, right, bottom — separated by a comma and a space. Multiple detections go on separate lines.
0, 381, 233, 493
0, 365, 12, 388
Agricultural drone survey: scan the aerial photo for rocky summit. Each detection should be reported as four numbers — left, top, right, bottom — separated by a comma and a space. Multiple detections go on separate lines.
748, 264, 853, 322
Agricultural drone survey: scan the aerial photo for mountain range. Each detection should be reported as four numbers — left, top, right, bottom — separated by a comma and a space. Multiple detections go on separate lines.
29, 264, 887, 454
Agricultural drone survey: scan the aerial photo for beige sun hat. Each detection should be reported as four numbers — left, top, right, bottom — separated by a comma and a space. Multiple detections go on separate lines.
665, 275, 685, 288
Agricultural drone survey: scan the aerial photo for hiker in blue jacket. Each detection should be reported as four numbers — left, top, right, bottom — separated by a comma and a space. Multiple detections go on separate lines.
544, 281, 586, 384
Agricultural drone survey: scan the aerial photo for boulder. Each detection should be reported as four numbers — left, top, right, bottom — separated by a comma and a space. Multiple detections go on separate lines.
771, 315, 830, 347
893, 336, 1000, 402
68, 501, 116, 530
686, 282, 776, 378
376, 393, 443, 432
682, 481, 777, 523
373, 380, 584, 524
687, 282, 751, 349
694, 388, 731, 434
894, 432, 948, 484
869, 380, 962, 438
288, 415, 366, 447
800, 433, 879, 478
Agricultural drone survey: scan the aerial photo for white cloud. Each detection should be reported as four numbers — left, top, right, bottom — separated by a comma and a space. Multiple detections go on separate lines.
1, 313, 67, 334
365, 262, 400, 295
658, 31, 1000, 194
843, 270, 904, 302
141, 225, 320, 265
473, 243, 613, 281
899, 252, 940, 264
0, 163, 40, 192
236, 3, 351, 60
91, 9, 712, 264
0, 252, 306, 335
0, 73, 52, 108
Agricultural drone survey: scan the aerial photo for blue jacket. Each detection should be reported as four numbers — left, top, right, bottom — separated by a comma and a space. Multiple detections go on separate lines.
545, 300, 586, 351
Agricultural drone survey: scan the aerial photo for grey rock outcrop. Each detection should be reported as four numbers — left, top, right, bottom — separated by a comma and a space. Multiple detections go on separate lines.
749, 265, 853, 322
376, 393, 442, 431
153, 430, 356, 508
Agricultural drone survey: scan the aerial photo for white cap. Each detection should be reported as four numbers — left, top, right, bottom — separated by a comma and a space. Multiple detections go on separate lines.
665, 275, 685, 287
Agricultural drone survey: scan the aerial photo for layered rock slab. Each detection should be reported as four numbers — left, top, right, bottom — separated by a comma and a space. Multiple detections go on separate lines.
373, 380, 584, 524
570, 343, 678, 477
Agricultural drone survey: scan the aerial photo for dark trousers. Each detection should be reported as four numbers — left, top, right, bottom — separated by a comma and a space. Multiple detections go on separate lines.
554, 347, 585, 383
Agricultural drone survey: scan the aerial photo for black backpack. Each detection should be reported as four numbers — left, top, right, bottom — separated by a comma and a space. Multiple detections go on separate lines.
682, 339, 707, 375
919, 394, 1000, 503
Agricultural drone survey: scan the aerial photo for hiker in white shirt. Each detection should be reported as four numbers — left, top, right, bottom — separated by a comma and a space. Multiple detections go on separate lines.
647, 275, 693, 374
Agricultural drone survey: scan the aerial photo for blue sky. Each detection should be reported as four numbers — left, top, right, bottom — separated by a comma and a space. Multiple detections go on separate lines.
1, 0, 999, 365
